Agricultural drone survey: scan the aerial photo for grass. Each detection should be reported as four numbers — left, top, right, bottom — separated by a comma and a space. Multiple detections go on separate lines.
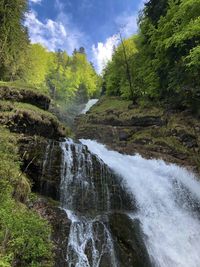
0, 100, 59, 124
91, 96, 131, 113
0, 81, 50, 96
90, 96, 163, 118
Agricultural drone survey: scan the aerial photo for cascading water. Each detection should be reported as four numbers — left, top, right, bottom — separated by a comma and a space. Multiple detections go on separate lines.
81, 139, 200, 267
81, 99, 99, 114
60, 139, 120, 267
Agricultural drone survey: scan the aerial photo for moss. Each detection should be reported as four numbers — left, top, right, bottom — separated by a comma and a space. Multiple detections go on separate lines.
86, 97, 163, 125
0, 100, 67, 138
0, 81, 49, 96
0, 85, 51, 111
91, 96, 131, 112
0, 126, 53, 267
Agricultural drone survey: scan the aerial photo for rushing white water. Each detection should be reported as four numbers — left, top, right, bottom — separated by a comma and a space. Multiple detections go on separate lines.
81, 99, 99, 114
81, 139, 200, 267
60, 139, 118, 267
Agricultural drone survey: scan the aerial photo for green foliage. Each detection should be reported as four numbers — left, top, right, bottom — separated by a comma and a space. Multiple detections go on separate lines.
144, 0, 169, 25
0, 0, 100, 102
104, 36, 138, 99
47, 50, 101, 105
22, 44, 52, 95
0, 127, 53, 267
0, 0, 29, 81
103, 0, 200, 111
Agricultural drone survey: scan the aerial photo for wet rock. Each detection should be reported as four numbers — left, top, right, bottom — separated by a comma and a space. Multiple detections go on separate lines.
87, 115, 166, 128
19, 136, 62, 200
119, 130, 132, 141
175, 130, 198, 148
109, 213, 152, 267
60, 141, 136, 214
75, 99, 200, 174
129, 116, 166, 127
33, 199, 71, 267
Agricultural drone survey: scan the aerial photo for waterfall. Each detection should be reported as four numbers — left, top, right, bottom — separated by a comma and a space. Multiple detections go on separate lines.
81, 139, 200, 267
60, 139, 120, 267
81, 99, 99, 114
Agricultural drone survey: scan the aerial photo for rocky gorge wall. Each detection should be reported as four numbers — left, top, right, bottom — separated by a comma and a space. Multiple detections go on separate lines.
75, 97, 200, 175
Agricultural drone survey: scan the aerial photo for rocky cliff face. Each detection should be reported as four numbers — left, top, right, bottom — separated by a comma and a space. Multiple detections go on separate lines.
75, 97, 200, 174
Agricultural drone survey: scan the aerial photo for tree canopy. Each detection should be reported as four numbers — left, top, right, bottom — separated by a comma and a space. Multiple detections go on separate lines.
0, 1, 101, 105
0, 0, 29, 80
103, 0, 200, 111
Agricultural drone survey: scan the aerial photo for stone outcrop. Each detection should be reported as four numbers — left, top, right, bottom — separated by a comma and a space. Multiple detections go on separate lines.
0, 86, 69, 266
75, 97, 200, 174
0, 86, 50, 110
19, 136, 62, 200
0, 105, 66, 139
32, 198, 71, 267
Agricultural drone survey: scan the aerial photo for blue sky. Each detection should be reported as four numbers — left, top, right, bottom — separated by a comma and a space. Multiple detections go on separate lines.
26, 0, 145, 73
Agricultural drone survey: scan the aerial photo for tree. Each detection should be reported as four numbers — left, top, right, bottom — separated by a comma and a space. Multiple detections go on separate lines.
144, 0, 169, 25
23, 44, 51, 90
46, 49, 101, 104
104, 36, 139, 100
0, 0, 29, 80
103, 0, 200, 111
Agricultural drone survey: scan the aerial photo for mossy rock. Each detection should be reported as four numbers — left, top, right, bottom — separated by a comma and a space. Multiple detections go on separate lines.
0, 86, 51, 110
0, 101, 66, 139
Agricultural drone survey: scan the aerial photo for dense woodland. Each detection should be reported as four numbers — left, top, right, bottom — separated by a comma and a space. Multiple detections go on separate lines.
103, 0, 200, 113
0, 0, 101, 108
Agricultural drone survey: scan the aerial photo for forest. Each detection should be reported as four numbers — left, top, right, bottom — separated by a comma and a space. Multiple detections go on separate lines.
103, 0, 200, 113
0, 0, 101, 109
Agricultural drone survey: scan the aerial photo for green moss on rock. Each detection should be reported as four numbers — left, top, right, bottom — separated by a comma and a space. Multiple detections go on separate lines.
0, 100, 67, 139
76, 96, 200, 174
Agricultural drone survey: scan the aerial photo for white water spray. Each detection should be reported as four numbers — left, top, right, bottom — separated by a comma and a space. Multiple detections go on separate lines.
81, 139, 200, 267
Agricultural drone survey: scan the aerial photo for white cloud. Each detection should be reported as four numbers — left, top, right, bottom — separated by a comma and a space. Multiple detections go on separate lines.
30, 0, 42, 4
91, 13, 138, 74
25, 10, 84, 54
92, 0, 146, 74
115, 14, 138, 38
92, 35, 119, 74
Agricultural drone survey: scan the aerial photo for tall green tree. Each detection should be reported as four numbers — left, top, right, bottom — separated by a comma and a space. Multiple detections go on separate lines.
0, 0, 29, 80
23, 44, 52, 91
104, 36, 138, 100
